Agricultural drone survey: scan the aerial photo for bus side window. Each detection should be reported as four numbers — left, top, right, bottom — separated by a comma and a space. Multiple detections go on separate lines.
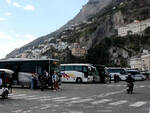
83, 66, 88, 72
75, 66, 82, 72
83, 66, 88, 77
65, 66, 74, 71
61, 66, 65, 71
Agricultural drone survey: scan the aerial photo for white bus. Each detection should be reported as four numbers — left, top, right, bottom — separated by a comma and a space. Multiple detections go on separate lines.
61, 64, 99, 83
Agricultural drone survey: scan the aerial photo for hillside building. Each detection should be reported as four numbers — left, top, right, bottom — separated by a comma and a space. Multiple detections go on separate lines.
141, 54, 150, 71
71, 43, 87, 57
129, 57, 142, 70
129, 52, 150, 71
118, 19, 150, 37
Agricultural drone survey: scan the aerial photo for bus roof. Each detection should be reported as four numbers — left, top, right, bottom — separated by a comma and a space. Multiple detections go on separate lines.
0, 69, 14, 74
0, 58, 59, 62
61, 64, 93, 67
106, 67, 126, 69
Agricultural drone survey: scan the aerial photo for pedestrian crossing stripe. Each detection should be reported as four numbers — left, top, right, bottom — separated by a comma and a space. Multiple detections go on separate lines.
25, 96, 51, 100
9, 94, 27, 97
39, 96, 67, 101
129, 101, 147, 107
68, 98, 94, 104
139, 85, 145, 88
52, 97, 67, 100
108, 100, 128, 106
55, 97, 81, 102
91, 99, 112, 105
9, 94, 148, 108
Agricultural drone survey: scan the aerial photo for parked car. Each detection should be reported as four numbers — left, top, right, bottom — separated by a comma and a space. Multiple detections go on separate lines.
0, 69, 14, 99
127, 70, 146, 81
141, 71, 150, 80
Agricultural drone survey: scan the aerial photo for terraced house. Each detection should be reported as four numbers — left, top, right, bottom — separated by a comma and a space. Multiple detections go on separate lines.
118, 19, 150, 36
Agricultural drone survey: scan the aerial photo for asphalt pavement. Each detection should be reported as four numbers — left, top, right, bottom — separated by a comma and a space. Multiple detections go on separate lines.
0, 81, 150, 113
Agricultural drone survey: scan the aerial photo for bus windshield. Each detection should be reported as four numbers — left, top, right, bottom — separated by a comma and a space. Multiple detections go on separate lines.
107, 69, 127, 75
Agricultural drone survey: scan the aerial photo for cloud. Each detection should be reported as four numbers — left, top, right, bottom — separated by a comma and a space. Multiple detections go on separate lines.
6, 0, 11, 4
0, 32, 37, 58
0, 17, 6, 21
13, 2, 35, 11
24, 5, 34, 11
13, 2, 22, 8
5, 12, 11, 16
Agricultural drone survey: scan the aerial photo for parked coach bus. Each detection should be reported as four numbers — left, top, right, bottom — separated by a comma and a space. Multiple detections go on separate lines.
60, 64, 99, 83
0, 58, 60, 87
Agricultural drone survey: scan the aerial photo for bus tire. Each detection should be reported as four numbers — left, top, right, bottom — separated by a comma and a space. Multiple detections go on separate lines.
2, 91, 8, 99
76, 78, 82, 83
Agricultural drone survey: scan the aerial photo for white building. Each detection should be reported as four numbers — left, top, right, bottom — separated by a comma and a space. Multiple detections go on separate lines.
129, 53, 150, 71
141, 54, 150, 71
118, 19, 150, 37
129, 57, 142, 70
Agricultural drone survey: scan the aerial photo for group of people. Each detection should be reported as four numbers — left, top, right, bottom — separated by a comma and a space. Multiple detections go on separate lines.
103, 73, 120, 83
114, 74, 120, 83
30, 70, 62, 91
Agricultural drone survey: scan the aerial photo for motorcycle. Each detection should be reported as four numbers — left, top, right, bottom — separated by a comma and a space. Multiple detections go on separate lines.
126, 83, 134, 94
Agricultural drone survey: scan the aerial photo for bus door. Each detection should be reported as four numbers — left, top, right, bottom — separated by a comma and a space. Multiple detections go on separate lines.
36, 66, 42, 75
83, 66, 88, 78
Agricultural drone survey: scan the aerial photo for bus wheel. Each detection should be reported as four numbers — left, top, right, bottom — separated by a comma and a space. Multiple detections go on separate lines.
76, 78, 82, 83
2, 91, 8, 99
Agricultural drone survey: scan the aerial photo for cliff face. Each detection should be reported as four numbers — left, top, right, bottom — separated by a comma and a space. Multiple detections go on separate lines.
6, 0, 150, 66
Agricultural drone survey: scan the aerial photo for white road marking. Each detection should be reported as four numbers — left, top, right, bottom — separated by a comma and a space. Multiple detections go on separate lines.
139, 85, 145, 88
68, 98, 94, 104
12, 110, 22, 113
129, 101, 147, 107
108, 100, 128, 106
12, 95, 37, 99
97, 110, 112, 113
55, 97, 81, 102
91, 99, 112, 105
40, 104, 51, 110
116, 85, 122, 87
10, 94, 27, 97
70, 111, 84, 113
107, 85, 114, 87
39, 96, 67, 101
52, 97, 67, 100
22, 110, 32, 113
25, 96, 51, 100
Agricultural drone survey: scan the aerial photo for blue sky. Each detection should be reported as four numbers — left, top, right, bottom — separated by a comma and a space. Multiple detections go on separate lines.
0, 0, 88, 58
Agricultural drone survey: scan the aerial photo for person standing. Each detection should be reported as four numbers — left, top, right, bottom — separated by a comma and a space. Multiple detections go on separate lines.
33, 74, 37, 89
0, 75, 2, 88
31, 74, 34, 89
52, 71, 59, 90
114, 74, 117, 83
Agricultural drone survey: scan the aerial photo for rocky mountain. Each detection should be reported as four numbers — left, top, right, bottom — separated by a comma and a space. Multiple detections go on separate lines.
6, 0, 113, 58
6, 0, 150, 66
